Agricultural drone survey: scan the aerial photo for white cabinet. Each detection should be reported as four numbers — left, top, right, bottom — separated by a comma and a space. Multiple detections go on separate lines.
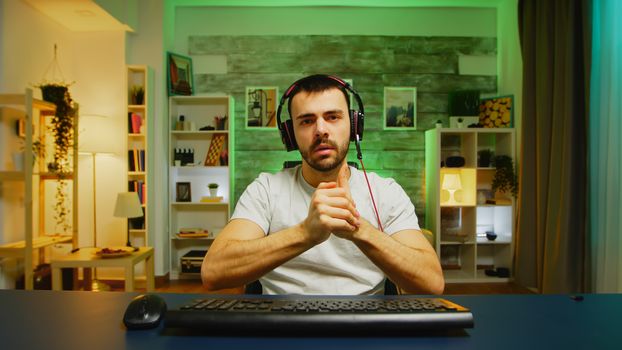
425, 128, 516, 282
168, 95, 234, 279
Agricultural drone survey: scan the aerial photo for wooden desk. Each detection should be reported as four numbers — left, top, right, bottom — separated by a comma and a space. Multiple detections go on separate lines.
50, 247, 155, 292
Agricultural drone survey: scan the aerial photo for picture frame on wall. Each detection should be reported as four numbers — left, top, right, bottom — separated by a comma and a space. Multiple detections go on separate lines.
478, 95, 513, 128
167, 52, 193, 96
175, 182, 192, 202
245, 87, 278, 128
383, 87, 417, 130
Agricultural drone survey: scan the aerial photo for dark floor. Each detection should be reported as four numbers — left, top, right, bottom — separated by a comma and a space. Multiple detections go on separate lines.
152, 279, 535, 295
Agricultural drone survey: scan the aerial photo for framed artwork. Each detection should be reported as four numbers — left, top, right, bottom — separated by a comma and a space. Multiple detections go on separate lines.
479, 95, 513, 128
167, 52, 193, 96
245, 87, 278, 128
175, 182, 192, 202
383, 87, 417, 129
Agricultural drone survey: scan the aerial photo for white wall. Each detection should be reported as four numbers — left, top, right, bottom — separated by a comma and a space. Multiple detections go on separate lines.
126, 0, 169, 276
174, 6, 497, 54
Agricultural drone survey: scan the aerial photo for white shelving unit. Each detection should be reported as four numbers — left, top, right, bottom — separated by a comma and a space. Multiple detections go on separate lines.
168, 95, 234, 279
0, 90, 78, 289
425, 128, 516, 283
126, 65, 154, 247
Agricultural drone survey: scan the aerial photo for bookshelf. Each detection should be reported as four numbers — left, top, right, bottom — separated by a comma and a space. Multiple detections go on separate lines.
168, 95, 234, 279
0, 90, 78, 289
425, 128, 516, 283
126, 65, 153, 247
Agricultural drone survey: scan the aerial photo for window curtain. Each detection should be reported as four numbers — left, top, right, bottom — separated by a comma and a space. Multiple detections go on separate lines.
516, 0, 591, 293
589, 0, 622, 292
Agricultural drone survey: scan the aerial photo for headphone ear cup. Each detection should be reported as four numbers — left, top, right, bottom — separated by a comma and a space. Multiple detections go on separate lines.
280, 119, 298, 151
350, 110, 364, 141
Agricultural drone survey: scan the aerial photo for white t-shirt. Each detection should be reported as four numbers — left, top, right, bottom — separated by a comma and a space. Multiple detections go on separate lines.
231, 165, 420, 295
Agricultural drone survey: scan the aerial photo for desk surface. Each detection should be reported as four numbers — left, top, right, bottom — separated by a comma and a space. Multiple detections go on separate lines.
0, 290, 620, 350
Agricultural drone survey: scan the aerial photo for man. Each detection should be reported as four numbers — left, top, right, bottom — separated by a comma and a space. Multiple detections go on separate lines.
201, 75, 443, 295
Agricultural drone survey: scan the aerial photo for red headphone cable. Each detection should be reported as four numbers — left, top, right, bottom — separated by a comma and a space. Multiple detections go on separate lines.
355, 135, 383, 232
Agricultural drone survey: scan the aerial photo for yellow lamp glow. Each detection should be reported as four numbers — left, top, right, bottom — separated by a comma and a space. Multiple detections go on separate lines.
442, 173, 463, 205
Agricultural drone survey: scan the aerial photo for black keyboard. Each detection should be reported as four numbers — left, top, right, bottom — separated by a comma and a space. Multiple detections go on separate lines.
165, 295, 473, 334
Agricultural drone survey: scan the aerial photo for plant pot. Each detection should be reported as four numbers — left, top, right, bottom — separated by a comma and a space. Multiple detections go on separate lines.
40, 85, 68, 103
209, 188, 218, 197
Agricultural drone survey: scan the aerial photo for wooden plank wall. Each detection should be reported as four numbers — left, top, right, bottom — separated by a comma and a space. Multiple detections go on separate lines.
190, 35, 497, 225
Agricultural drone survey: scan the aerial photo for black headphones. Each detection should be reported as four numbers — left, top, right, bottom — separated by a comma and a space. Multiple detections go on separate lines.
276, 75, 365, 152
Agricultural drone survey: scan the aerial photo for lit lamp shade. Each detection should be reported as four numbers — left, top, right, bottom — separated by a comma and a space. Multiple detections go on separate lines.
113, 192, 143, 219
441, 173, 462, 205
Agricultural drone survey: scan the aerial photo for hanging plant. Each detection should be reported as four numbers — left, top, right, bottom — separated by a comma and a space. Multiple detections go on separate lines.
36, 82, 76, 232
491, 155, 518, 198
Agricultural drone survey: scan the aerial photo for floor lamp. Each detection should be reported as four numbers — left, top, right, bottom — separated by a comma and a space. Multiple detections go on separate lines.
80, 115, 120, 292
114, 192, 143, 251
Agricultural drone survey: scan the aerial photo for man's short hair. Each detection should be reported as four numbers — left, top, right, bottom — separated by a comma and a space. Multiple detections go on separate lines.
286, 74, 351, 118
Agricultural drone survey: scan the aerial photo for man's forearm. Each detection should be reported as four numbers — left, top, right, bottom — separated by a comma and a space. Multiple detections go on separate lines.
351, 223, 444, 295
202, 224, 312, 290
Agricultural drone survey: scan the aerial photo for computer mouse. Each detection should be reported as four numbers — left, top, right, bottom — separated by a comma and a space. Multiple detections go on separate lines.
123, 294, 167, 330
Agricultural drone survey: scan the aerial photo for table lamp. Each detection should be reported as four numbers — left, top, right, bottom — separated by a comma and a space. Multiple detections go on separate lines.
442, 173, 462, 205
114, 192, 144, 252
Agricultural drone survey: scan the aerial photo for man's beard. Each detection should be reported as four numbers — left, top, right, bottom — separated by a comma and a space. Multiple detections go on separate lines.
300, 137, 349, 172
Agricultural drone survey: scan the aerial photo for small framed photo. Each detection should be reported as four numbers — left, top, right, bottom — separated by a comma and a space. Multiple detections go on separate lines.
176, 182, 192, 202
479, 95, 513, 128
384, 87, 417, 130
167, 52, 193, 96
245, 87, 278, 128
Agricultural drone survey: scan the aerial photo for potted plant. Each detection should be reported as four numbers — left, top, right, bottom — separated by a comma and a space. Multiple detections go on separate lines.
477, 149, 494, 167
491, 155, 518, 197
208, 183, 219, 197
37, 82, 76, 232
457, 117, 464, 128
131, 85, 145, 105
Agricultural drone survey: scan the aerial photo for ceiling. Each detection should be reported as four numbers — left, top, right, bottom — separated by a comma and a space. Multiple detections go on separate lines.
22, 0, 131, 32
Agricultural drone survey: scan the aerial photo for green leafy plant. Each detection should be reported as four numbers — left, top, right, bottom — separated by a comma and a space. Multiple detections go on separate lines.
37, 82, 76, 233
491, 155, 518, 197
208, 183, 219, 189
131, 85, 145, 105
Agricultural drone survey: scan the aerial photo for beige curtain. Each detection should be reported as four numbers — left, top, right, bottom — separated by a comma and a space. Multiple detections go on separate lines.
516, 0, 591, 293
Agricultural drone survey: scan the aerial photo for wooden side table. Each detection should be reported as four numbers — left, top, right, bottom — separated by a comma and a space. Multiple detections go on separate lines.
50, 247, 155, 292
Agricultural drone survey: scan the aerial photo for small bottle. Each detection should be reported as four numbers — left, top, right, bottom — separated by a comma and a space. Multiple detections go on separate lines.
177, 115, 185, 130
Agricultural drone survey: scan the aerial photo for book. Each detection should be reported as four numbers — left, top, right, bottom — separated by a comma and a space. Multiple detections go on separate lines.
130, 113, 142, 134
128, 150, 135, 171
200, 196, 223, 203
